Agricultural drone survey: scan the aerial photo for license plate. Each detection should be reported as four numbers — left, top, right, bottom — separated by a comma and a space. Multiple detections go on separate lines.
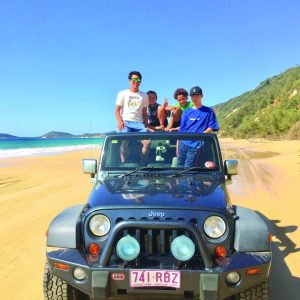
130, 269, 181, 288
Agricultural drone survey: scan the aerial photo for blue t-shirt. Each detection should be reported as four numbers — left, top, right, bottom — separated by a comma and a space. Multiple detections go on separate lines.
179, 106, 219, 148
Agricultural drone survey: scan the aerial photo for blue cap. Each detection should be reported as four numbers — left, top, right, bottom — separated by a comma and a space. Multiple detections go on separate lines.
190, 86, 203, 96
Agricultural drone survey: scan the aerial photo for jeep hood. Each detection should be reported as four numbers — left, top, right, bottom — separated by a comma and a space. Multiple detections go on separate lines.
88, 174, 228, 210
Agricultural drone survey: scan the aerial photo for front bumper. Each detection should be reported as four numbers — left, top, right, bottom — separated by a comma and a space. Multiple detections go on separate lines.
47, 249, 271, 300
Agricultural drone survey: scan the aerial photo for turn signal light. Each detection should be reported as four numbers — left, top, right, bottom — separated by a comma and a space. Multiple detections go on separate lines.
246, 267, 262, 275
269, 233, 273, 241
214, 246, 227, 258
54, 262, 70, 271
88, 243, 101, 255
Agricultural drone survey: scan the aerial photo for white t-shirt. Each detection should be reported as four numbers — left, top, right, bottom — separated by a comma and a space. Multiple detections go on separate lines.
116, 89, 148, 122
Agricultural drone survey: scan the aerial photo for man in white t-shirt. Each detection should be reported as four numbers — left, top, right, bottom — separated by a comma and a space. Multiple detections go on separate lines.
115, 71, 150, 164
115, 71, 149, 132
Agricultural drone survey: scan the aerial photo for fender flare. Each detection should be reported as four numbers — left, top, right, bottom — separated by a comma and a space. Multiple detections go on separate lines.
233, 205, 270, 252
47, 204, 84, 248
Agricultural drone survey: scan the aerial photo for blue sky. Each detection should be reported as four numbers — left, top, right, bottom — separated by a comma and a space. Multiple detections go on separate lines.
1, 0, 299, 136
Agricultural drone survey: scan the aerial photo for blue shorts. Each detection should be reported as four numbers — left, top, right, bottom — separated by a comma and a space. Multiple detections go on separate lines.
177, 142, 201, 168
118, 121, 147, 133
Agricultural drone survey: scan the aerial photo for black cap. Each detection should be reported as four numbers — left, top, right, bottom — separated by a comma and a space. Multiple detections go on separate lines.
189, 86, 203, 96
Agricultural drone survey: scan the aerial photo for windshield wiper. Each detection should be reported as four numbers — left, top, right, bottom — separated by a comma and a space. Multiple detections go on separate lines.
169, 166, 211, 178
119, 167, 169, 178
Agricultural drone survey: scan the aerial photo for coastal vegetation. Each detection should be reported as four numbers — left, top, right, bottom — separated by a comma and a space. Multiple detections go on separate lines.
214, 66, 300, 139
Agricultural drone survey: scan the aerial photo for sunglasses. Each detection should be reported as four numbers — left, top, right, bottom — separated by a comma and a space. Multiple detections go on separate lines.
131, 78, 141, 83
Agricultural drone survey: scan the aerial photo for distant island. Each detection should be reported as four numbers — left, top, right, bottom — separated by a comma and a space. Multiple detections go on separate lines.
40, 131, 75, 138
40, 131, 105, 138
0, 133, 18, 139
0, 131, 105, 139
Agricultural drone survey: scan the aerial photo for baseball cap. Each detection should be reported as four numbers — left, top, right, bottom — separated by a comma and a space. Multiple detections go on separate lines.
189, 86, 203, 96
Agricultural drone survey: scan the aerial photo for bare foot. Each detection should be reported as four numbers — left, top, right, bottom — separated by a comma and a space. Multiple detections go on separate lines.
154, 125, 165, 131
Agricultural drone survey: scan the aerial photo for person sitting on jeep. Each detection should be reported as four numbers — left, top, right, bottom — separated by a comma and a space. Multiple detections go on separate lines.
177, 86, 219, 167
146, 90, 168, 131
165, 88, 194, 132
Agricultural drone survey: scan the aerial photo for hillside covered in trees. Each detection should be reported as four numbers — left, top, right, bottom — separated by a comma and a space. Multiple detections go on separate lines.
214, 66, 300, 139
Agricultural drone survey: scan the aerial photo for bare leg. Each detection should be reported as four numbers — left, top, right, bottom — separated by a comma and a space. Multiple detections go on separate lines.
166, 116, 174, 130
172, 108, 181, 125
120, 141, 128, 163
166, 108, 181, 131
140, 140, 151, 165
157, 106, 167, 129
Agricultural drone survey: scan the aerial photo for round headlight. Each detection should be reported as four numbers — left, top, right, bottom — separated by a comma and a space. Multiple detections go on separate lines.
203, 216, 226, 239
89, 214, 111, 237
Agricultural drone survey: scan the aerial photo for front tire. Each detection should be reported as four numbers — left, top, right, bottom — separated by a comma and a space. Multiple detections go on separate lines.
234, 282, 269, 300
43, 262, 90, 300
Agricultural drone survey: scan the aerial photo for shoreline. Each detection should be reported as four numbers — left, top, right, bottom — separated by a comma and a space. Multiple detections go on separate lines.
0, 144, 101, 160
1, 136, 298, 160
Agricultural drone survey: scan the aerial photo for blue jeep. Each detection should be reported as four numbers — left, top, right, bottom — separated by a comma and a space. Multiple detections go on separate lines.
44, 132, 271, 300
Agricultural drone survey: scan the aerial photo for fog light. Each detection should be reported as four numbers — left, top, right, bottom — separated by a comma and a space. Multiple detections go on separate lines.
73, 267, 87, 281
116, 235, 140, 261
226, 271, 240, 285
171, 235, 195, 261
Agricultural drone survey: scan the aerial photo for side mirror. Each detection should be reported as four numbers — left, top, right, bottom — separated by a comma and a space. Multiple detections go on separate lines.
224, 160, 238, 179
82, 159, 97, 178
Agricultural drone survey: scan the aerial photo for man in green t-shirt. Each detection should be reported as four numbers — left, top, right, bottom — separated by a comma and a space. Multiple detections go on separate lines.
165, 88, 194, 131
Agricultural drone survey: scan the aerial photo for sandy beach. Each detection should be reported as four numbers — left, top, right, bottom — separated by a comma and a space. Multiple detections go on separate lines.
0, 139, 300, 299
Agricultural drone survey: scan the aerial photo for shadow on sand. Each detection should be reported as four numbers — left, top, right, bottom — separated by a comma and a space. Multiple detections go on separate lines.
256, 212, 300, 299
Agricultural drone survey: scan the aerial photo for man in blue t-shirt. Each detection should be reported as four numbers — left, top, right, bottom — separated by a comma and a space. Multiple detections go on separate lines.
177, 86, 219, 167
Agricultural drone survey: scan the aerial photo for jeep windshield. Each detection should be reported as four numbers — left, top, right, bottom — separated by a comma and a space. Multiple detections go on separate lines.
100, 133, 222, 174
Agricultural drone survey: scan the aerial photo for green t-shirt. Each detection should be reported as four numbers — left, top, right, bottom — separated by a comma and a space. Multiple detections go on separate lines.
174, 101, 194, 113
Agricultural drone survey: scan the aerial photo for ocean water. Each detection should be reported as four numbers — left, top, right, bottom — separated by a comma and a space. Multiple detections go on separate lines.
0, 138, 103, 159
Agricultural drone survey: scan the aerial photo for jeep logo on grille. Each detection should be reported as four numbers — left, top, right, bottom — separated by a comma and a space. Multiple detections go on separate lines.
148, 211, 165, 218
